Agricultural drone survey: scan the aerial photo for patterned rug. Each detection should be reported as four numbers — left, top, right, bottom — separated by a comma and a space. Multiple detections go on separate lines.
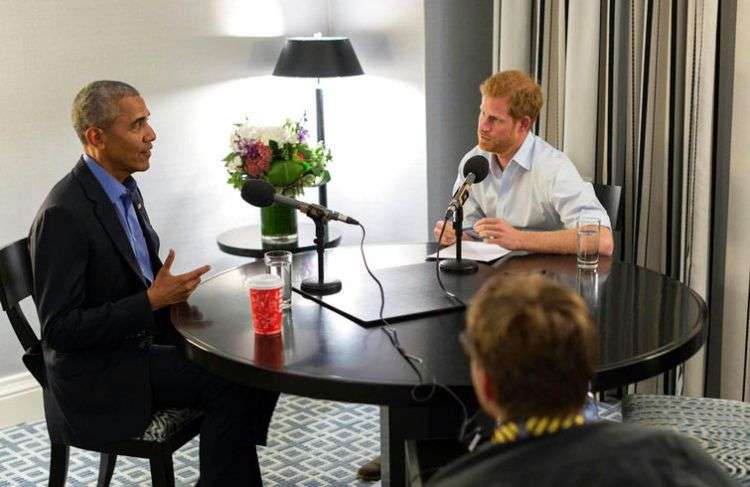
0, 396, 621, 486
0, 395, 380, 487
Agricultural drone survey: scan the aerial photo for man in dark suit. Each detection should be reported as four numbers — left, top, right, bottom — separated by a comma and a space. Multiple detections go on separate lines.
30, 80, 276, 486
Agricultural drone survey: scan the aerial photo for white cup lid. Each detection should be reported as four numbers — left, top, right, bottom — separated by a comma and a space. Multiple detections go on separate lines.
247, 274, 282, 290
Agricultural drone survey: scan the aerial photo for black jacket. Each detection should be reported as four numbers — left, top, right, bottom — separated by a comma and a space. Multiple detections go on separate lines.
428, 421, 739, 487
30, 158, 175, 447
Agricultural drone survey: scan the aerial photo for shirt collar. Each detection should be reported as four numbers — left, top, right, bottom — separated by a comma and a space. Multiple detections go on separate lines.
488, 153, 503, 178
509, 132, 534, 171
83, 154, 137, 203
487, 132, 535, 178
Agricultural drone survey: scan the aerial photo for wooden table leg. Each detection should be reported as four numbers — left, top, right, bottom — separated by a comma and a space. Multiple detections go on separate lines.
380, 405, 407, 487
380, 403, 466, 486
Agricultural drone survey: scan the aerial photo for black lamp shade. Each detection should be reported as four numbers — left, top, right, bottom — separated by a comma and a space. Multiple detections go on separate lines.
273, 37, 364, 78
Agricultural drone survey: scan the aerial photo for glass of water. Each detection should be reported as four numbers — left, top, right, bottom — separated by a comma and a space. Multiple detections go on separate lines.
264, 250, 292, 309
576, 216, 600, 269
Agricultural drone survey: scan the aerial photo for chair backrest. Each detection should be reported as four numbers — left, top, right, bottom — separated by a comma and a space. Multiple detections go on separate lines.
593, 183, 623, 232
0, 237, 45, 385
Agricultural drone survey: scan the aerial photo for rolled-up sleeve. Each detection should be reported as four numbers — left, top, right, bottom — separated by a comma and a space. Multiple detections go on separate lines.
548, 160, 612, 229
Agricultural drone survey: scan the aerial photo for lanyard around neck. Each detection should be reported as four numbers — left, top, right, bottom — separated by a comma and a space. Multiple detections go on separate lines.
492, 413, 586, 445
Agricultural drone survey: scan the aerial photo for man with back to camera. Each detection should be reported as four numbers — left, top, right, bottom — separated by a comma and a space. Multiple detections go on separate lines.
427, 273, 737, 486
29, 80, 277, 486
434, 70, 614, 256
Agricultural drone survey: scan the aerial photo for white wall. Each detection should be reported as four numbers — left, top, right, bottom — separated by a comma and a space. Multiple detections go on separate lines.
0, 0, 426, 397
327, 0, 427, 243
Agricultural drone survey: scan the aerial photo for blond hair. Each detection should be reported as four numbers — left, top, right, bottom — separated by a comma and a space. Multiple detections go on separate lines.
480, 70, 543, 122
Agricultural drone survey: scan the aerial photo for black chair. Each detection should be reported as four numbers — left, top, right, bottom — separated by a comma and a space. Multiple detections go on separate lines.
0, 237, 203, 487
592, 183, 623, 232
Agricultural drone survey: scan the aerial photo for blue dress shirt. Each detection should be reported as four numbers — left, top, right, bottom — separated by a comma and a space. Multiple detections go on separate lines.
453, 133, 612, 230
83, 154, 155, 283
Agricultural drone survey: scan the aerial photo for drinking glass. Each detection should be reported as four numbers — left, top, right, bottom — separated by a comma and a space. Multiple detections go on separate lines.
264, 250, 292, 309
576, 216, 600, 269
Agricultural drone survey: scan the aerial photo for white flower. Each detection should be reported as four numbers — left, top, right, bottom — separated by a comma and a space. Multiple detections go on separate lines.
258, 126, 293, 145
254, 127, 274, 144
227, 154, 243, 171
281, 124, 299, 144
236, 123, 260, 142
232, 122, 293, 145
307, 139, 321, 150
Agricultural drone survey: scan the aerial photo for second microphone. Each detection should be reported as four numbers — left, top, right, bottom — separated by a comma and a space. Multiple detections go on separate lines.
241, 179, 360, 225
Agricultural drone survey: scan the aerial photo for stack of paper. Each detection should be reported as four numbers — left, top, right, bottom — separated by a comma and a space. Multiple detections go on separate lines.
427, 240, 511, 264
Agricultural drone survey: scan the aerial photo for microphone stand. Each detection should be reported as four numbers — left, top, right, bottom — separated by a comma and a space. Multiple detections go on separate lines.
300, 214, 342, 295
439, 206, 478, 274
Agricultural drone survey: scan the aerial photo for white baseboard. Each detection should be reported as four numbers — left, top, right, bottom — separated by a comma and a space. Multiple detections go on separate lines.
0, 371, 44, 429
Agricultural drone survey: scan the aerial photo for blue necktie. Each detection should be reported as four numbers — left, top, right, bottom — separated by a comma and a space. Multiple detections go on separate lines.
120, 190, 155, 283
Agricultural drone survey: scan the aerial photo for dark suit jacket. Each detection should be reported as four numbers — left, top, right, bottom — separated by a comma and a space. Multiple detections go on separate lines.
427, 422, 739, 487
30, 158, 174, 447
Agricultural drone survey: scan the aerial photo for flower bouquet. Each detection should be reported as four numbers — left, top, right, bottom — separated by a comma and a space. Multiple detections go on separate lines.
223, 117, 331, 243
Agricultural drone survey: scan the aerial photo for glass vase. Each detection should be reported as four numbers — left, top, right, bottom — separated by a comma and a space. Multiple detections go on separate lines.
260, 203, 298, 245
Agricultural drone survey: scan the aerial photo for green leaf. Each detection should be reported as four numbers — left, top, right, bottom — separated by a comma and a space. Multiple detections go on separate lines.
222, 152, 238, 162
266, 160, 305, 187
226, 171, 248, 190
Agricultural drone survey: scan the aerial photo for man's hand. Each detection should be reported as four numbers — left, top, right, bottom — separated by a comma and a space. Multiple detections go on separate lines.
474, 218, 527, 250
146, 249, 211, 310
433, 220, 457, 246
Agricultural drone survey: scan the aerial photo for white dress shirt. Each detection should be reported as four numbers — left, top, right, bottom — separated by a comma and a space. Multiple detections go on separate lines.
453, 133, 611, 230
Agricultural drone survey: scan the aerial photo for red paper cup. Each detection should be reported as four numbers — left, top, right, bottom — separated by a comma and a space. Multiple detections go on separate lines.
247, 274, 283, 335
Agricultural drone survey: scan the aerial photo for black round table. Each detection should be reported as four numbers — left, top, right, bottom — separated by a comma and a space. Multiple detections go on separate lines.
216, 224, 342, 258
172, 243, 707, 486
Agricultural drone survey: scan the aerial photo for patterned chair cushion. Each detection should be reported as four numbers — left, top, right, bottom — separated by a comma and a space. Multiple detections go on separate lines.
622, 394, 750, 485
138, 408, 203, 442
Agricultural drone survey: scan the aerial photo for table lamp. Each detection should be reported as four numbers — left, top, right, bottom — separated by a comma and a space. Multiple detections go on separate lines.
273, 35, 364, 208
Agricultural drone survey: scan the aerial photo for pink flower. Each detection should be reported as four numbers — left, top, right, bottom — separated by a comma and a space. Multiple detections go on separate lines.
241, 141, 272, 177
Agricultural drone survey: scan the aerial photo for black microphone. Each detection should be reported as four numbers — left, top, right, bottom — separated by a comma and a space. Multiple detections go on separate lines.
241, 179, 359, 225
445, 155, 490, 219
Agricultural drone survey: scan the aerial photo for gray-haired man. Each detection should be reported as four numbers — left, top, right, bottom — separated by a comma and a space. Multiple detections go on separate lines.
30, 80, 277, 486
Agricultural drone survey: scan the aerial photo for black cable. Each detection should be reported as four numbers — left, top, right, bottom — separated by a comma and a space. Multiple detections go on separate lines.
356, 222, 424, 385
433, 217, 474, 438
355, 222, 469, 429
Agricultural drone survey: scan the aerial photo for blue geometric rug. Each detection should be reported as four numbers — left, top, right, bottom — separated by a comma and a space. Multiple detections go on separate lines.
597, 400, 622, 421
0, 395, 621, 486
0, 395, 381, 486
